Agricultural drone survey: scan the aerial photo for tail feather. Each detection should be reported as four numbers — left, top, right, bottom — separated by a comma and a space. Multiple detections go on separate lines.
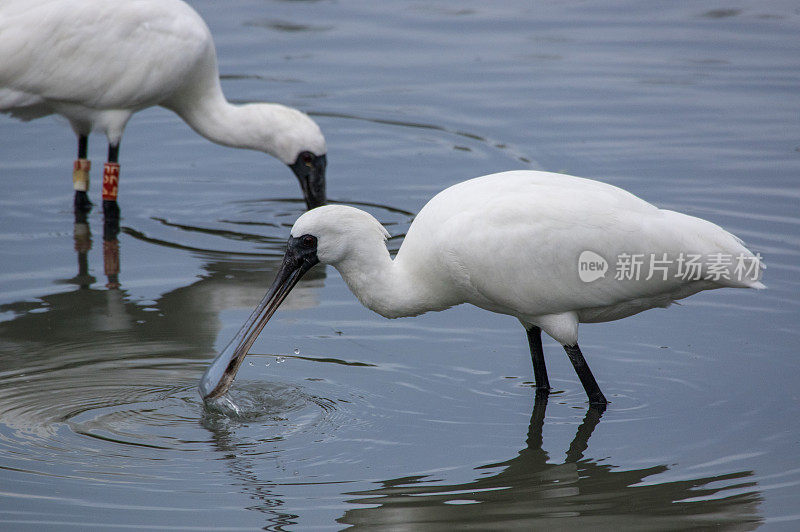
660, 210, 765, 290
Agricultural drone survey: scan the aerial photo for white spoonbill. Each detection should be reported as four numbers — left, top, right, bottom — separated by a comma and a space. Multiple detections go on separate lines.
0, 0, 327, 218
199, 170, 764, 406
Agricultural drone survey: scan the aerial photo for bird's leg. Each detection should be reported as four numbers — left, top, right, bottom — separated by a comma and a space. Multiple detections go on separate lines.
525, 325, 551, 398
563, 344, 607, 406
73, 135, 92, 217
102, 143, 121, 226
99, 143, 121, 289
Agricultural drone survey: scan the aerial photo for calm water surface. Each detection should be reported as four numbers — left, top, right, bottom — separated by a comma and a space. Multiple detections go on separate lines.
1, 0, 799, 529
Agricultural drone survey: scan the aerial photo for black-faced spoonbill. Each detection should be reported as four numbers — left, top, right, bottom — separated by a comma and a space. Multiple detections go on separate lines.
0, 0, 327, 220
199, 170, 764, 406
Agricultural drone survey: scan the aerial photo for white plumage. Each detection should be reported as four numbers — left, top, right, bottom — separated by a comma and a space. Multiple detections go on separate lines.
199, 170, 764, 405
0, 0, 327, 209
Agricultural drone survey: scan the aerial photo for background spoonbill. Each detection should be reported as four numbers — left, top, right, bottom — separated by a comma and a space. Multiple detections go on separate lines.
199, 170, 764, 406
0, 0, 327, 221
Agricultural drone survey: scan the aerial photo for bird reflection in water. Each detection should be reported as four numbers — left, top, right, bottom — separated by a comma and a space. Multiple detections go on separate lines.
337, 396, 763, 530
195, 394, 763, 529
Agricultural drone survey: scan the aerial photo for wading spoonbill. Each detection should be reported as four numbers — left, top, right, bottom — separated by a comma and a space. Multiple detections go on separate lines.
199, 170, 764, 406
0, 0, 327, 220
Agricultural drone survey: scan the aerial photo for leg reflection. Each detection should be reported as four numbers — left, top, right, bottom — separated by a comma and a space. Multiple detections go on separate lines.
565, 404, 605, 463
522, 393, 605, 466
71, 220, 96, 289
103, 235, 121, 289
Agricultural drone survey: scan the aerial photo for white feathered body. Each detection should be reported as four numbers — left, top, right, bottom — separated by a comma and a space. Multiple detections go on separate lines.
396, 171, 763, 343
0, 0, 326, 161
298, 171, 763, 346
0, 0, 213, 141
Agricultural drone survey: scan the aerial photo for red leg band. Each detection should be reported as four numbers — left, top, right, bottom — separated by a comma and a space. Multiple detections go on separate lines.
101, 162, 120, 201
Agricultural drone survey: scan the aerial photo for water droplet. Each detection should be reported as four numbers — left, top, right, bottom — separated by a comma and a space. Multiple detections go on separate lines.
276, 356, 286, 364
265, 361, 271, 367
218, 395, 241, 416
248, 361, 254, 366
293, 348, 300, 355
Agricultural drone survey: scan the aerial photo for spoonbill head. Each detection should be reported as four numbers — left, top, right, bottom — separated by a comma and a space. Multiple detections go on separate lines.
199, 171, 764, 406
0, 0, 327, 216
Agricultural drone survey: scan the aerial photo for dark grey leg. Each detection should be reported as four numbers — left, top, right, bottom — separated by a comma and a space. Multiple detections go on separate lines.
100, 143, 121, 288
102, 142, 121, 229
525, 325, 551, 397
563, 344, 607, 406
78, 135, 88, 159
107, 142, 119, 163
73, 134, 92, 216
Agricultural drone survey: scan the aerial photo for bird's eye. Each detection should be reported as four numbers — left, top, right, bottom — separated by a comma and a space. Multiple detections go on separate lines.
301, 152, 314, 165
301, 235, 316, 248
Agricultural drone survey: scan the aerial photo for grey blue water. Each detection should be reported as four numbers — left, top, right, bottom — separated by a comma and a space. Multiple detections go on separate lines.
1, 1, 798, 529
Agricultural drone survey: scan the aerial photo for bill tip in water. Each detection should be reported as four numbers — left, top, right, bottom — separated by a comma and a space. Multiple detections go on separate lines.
198, 352, 242, 400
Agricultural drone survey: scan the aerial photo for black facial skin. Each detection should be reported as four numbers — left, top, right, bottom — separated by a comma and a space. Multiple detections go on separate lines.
199, 234, 320, 399
289, 152, 327, 210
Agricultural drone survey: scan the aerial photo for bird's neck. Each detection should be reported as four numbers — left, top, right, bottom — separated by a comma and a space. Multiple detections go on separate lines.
333, 242, 458, 319
167, 83, 286, 160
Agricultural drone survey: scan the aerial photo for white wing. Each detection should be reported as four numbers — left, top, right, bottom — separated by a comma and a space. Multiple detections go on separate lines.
402, 171, 763, 324
0, 0, 212, 112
